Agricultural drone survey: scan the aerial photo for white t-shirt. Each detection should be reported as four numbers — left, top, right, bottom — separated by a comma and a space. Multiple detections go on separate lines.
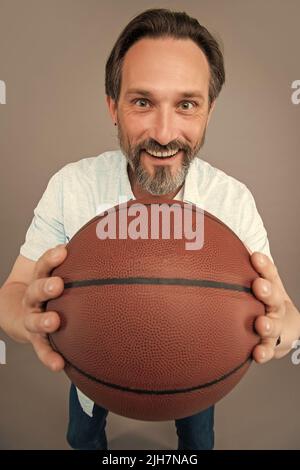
20, 150, 273, 416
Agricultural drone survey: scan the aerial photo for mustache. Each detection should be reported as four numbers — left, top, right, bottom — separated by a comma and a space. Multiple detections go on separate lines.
137, 140, 189, 154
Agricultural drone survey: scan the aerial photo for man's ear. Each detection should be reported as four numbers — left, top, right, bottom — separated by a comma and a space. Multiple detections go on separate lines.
207, 100, 216, 126
106, 95, 118, 124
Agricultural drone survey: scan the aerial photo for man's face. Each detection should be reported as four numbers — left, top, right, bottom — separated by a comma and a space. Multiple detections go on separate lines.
107, 37, 215, 195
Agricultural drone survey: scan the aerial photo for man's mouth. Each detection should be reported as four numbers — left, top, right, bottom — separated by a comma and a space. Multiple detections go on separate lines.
142, 149, 182, 160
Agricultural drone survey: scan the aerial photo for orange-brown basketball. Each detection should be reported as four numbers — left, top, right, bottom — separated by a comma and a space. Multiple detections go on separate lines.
47, 199, 264, 421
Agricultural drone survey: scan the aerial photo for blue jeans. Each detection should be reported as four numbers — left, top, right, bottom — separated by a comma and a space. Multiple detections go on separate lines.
67, 384, 214, 450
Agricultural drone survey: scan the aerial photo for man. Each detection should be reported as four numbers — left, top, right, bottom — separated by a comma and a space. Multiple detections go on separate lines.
0, 8, 299, 450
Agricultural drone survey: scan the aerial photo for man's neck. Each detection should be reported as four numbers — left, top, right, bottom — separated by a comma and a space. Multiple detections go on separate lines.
127, 165, 183, 201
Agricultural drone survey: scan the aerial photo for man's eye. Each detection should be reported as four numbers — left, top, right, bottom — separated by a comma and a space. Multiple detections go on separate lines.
132, 99, 197, 110
133, 98, 149, 107
180, 101, 196, 110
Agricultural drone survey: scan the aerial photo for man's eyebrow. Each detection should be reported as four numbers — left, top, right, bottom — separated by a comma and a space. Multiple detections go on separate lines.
125, 88, 205, 100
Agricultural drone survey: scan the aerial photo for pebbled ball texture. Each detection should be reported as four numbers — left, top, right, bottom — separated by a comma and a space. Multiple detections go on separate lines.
47, 199, 265, 421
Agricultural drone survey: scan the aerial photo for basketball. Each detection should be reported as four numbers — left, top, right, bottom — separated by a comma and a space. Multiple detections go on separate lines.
47, 199, 264, 421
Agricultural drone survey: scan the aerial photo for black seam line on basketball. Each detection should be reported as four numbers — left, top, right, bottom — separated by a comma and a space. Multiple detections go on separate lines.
63, 277, 252, 293
48, 335, 251, 395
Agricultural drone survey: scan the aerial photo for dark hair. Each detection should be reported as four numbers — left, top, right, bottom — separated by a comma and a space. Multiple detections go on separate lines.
105, 8, 225, 109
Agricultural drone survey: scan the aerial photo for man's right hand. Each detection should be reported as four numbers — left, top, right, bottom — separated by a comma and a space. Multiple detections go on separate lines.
21, 244, 67, 371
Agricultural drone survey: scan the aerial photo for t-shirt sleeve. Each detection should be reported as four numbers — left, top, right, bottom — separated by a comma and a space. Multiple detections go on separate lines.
238, 185, 273, 263
20, 171, 66, 261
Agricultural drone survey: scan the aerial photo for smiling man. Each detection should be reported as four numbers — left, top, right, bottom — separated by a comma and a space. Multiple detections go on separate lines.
0, 8, 299, 450
109, 36, 212, 199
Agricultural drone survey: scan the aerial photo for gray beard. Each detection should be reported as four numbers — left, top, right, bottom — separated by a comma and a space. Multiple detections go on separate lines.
129, 157, 190, 196
117, 125, 206, 196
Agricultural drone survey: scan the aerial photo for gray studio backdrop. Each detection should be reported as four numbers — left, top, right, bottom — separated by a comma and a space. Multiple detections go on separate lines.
0, 0, 299, 449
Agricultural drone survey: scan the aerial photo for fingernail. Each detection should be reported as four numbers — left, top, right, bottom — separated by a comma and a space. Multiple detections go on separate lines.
44, 318, 51, 327
265, 321, 271, 332
261, 283, 270, 295
52, 245, 62, 261
45, 280, 54, 293
258, 254, 265, 266
52, 247, 62, 260
260, 350, 266, 361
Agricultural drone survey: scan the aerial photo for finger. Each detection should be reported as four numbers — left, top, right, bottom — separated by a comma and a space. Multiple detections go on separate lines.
33, 244, 67, 281
23, 276, 64, 310
24, 310, 61, 334
252, 277, 283, 313
252, 342, 275, 364
251, 252, 279, 282
254, 314, 283, 340
30, 334, 65, 371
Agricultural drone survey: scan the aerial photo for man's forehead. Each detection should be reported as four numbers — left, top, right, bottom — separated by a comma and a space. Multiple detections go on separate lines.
121, 38, 210, 96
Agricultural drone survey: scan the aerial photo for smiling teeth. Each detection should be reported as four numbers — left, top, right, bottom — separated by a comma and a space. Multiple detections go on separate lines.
146, 149, 179, 158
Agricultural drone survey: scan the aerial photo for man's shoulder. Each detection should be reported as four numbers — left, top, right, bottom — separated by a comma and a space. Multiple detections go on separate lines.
188, 157, 249, 200
187, 158, 271, 257
57, 149, 125, 180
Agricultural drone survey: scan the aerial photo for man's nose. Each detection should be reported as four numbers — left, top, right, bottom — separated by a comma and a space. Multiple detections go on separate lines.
148, 108, 179, 147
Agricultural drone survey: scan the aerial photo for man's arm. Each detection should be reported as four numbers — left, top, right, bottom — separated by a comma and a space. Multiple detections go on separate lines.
0, 246, 67, 370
